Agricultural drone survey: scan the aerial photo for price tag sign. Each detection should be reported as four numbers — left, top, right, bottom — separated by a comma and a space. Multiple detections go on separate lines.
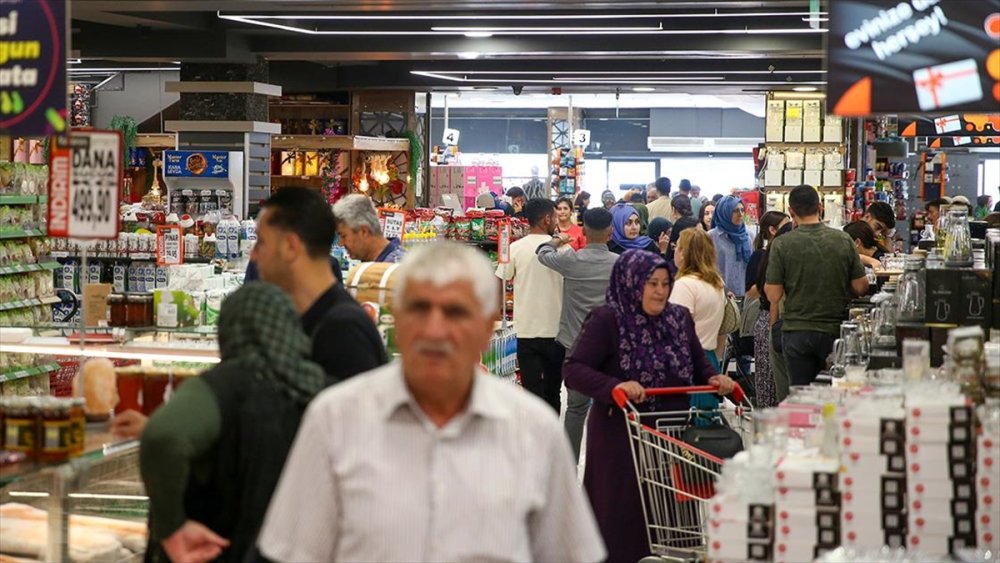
573, 129, 591, 147
442, 128, 461, 146
379, 208, 406, 241
156, 226, 184, 266
48, 131, 122, 240
498, 221, 512, 264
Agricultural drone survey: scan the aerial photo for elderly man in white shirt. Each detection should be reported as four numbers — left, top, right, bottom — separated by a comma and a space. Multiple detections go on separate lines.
258, 241, 606, 563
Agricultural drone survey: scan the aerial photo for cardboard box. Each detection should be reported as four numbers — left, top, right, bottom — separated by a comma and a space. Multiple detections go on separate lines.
775, 458, 838, 490
784, 125, 802, 143
822, 169, 842, 187
785, 100, 803, 126
908, 532, 951, 554
804, 152, 824, 170
803, 126, 821, 142
882, 510, 906, 530
803, 170, 822, 188
926, 269, 963, 325
909, 478, 958, 501
960, 269, 993, 329
803, 100, 822, 128
766, 100, 785, 142
824, 116, 844, 143
774, 539, 816, 563
784, 169, 803, 187
764, 169, 783, 187
82, 283, 112, 327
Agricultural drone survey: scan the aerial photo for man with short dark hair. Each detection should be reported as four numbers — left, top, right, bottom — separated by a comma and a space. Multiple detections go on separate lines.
253, 187, 387, 381
536, 208, 619, 462
672, 178, 692, 199
497, 198, 565, 412
505, 187, 527, 218
647, 177, 673, 220
862, 201, 896, 257
765, 185, 869, 385
925, 198, 948, 228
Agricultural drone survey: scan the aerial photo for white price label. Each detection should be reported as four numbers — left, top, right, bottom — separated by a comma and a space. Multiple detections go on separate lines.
48, 131, 122, 240
573, 129, 591, 147
156, 226, 184, 266
498, 222, 511, 264
380, 209, 406, 241
442, 128, 461, 146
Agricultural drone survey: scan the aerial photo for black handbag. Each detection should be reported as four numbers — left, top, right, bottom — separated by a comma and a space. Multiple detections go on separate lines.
680, 423, 744, 460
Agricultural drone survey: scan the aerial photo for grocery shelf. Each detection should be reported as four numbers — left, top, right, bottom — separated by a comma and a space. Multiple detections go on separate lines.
0, 363, 59, 383
0, 261, 60, 275
0, 295, 60, 312
49, 253, 214, 264
271, 134, 410, 152
2, 341, 220, 363
0, 228, 45, 240
0, 194, 46, 205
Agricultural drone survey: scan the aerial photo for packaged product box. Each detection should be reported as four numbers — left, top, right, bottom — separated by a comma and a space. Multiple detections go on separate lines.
803, 100, 822, 129
784, 101, 803, 142
154, 289, 205, 328
822, 170, 843, 187
925, 269, 962, 325
824, 116, 844, 143
803, 170, 822, 188
764, 170, 783, 187
766, 100, 785, 142
803, 125, 822, 143
959, 269, 993, 329
204, 289, 226, 326
804, 152, 824, 170
783, 170, 802, 187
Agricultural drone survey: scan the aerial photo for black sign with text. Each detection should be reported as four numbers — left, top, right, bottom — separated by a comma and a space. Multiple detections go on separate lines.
828, 0, 1000, 116
0, 0, 67, 136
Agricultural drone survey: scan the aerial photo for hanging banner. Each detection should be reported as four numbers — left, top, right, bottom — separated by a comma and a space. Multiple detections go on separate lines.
48, 131, 123, 240
897, 114, 1000, 138
828, 0, 1000, 116
0, 0, 67, 136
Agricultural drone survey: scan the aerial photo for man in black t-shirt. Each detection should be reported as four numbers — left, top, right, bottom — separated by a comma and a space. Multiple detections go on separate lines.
253, 188, 387, 382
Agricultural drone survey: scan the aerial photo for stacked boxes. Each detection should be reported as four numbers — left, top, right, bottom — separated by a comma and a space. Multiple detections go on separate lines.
839, 401, 908, 551
773, 457, 840, 561
976, 421, 999, 551
707, 496, 774, 562
906, 400, 977, 555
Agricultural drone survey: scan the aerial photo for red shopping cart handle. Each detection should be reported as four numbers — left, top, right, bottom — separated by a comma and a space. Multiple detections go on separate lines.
612, 383, 745, 408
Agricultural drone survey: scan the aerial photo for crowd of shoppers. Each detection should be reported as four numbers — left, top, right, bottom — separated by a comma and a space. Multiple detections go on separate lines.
136, 177, 904, 563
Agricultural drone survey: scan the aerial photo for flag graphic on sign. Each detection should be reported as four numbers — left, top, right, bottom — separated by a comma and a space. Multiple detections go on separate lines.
912, 59, 984, 111
934, 115, 961, 134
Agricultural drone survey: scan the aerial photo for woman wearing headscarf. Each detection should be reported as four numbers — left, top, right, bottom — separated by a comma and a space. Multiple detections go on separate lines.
745, 211, 790, 408
974, 195, 993, 220
708, 195, 752, 298
633, 202, 650, 235
140, 284, 328, 563
665, 216, 700, 273
565, 250, 736, 563
608, 203, 660, 255
601, 189, 617, 210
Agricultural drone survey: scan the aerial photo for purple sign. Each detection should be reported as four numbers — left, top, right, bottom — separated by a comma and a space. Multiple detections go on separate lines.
0, 0, 67, 136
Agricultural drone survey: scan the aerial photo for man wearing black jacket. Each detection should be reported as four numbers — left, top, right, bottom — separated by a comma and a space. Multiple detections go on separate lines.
252, 187, 387, 381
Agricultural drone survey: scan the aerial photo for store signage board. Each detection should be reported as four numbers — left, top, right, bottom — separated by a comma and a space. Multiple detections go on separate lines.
163, 150, 230, 178
0, 0, 68, 136
498, 222, 511, 264
897, 114, 1000, 138
442, 128, 461, 146
378, 208, 406, 241
48, 130, 122, 240
156, 226, 183, 266
828, 0, 1000, 116
573, 129, 592, 147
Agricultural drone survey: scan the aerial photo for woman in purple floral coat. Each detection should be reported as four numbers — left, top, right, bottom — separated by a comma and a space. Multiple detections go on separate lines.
564, 249, 735, 563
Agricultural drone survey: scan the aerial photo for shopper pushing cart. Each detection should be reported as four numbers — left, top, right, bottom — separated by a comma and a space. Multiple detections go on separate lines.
614, 385, 753, 562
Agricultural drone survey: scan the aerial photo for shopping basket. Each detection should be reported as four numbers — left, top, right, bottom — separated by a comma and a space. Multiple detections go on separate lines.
612, 384, 753, 561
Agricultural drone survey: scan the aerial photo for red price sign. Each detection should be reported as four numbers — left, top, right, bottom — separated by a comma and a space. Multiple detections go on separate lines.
156, 226, 184, 266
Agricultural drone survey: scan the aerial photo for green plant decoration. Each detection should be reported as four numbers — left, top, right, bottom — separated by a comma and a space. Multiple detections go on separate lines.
109, 115, 138, 152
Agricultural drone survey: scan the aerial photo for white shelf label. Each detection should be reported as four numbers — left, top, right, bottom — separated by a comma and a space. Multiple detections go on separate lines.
442, 128, 461, 146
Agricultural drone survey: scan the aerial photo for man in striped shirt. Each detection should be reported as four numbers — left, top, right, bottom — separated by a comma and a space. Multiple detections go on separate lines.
258, 242, 605, 563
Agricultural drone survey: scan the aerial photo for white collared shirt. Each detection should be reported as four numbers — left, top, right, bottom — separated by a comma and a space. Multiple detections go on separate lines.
258, 361, 606, 563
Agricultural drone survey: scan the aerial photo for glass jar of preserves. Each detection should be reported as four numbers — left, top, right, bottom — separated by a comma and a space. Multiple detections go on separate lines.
108, 293, 127, 327
115, 366, 144, 415
40, 397, 71, 463
69, 398, 86, 457
4, 397, 39, 461
126, 293, 154, 327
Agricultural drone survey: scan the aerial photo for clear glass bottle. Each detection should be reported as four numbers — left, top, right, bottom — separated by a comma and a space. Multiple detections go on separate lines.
897, 255, 926, 322
943, 207, 973, 267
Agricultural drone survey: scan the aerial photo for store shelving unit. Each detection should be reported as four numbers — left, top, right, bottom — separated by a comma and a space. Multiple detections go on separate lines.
0, 362, 59, 383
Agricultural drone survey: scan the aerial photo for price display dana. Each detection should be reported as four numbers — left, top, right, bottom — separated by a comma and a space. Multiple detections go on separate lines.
48, 130, 122, 240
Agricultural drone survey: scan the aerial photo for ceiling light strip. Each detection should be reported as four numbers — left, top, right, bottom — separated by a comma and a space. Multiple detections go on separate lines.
424, 70, 827, 75
410, 71, 827, 86
431, 25, 664, 32
219, 11, 827, 21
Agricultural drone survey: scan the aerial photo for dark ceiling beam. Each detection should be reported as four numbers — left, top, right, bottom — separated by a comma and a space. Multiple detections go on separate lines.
72, 23, 233, 60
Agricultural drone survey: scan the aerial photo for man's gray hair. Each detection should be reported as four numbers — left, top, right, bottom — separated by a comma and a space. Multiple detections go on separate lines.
394, 241, 499, 316
332, 194, 383, 235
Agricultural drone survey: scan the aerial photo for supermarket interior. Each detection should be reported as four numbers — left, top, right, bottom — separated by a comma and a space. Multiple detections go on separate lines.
1, 0, 1000, 561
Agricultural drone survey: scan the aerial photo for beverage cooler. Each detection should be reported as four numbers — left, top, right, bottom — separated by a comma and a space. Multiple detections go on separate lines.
162, 150, 246, 220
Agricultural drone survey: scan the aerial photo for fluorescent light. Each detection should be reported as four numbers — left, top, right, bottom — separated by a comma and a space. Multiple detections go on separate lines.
68, 67, 180, 72
463, 31, 494, 38
411, 70, 827, 87
555, 76, 724, 81
435, 25, 663, 33
457, 52, 481, 60
435, 69, 827, 75
633, 87, 656, 92
793, 86, 819, 92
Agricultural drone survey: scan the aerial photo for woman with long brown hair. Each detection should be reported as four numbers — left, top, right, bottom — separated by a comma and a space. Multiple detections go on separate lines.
669, 229, 728, 371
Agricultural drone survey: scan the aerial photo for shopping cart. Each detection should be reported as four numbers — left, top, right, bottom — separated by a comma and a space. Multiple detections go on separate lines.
612, 385, 753, 562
